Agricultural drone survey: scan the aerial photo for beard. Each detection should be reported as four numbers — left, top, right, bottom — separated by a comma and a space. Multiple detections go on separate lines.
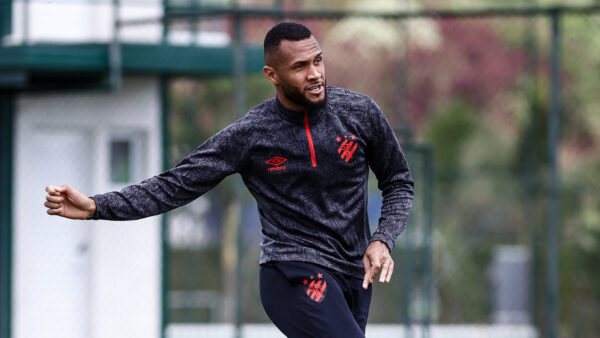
280, 79, 327, 112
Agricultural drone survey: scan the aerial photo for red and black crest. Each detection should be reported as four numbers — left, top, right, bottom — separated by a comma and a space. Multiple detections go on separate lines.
303, 273, 327, 303
335, 134, 358, 162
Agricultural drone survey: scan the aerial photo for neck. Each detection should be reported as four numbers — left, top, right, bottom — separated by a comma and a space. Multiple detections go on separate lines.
275, 91, 305, 112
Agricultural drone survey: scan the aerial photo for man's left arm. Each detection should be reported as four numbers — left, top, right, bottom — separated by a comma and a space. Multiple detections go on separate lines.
362, 99, 414, 289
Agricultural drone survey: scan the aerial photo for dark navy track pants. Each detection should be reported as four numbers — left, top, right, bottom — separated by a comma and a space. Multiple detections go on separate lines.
260, 261, 372, 338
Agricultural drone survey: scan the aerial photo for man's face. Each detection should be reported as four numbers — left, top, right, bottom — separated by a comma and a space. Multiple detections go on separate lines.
267, 36, 327, 111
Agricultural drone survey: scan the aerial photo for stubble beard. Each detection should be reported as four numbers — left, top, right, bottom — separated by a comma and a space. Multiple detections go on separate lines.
280, 80, 328, 112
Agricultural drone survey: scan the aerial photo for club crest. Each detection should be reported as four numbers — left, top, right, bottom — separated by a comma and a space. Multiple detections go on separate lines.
303, 273, 327, 303
335, 134, 358, 162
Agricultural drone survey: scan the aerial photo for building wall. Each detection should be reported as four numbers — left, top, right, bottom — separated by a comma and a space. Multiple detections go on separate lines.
13, 76, 162, 338
5, 0, 229, 46
8, 0, 163, 44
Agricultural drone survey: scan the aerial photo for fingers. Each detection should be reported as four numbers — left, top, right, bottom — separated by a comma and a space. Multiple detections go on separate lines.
45, 187, 64, 206
45, 185, 68, 216
363, 259, 393, 289
369, 262, 380, 284
45, 185, 72, 203
379, 260, 394, 283
362, 258, 372, 290
44, 194, 63, 213
362, 241, 394, 290
46, 185, 56, 196
47, 207, 63, 215
362, 256, 383, 289
44, 200, 60, 208
46, 194, 64, 204
379, 263, 387, 283
46, 185, 67, 196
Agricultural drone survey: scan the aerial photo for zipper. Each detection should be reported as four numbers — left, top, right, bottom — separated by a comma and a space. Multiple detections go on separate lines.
304, 111, 318, 167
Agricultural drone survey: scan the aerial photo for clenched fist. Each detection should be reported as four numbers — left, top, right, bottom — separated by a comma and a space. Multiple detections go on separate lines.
44, 184, 96, 220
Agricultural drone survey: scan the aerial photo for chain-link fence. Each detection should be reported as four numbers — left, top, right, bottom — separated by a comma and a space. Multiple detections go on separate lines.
3, 1, 600, 338
157, 5, 600, 338
10, 77, 164, 338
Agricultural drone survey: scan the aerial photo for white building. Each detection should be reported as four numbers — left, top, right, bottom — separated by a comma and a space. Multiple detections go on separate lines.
0, 1, 262, 338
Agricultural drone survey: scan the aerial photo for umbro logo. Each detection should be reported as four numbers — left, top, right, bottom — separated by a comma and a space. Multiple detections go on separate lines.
266, 156, 287, 171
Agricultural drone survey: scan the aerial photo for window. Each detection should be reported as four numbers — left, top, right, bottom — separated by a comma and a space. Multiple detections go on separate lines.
110, 140, 131, 184
108, 133, 145, 186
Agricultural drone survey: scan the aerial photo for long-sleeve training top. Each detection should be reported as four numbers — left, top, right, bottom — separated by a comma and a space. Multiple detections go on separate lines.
91, 86, 414, 278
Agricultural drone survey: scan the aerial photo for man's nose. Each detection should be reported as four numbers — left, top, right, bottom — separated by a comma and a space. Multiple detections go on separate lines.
307, 64, 321, 80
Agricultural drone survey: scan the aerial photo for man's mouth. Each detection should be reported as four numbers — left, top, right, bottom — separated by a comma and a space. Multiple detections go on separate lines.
307, 83, 323, 96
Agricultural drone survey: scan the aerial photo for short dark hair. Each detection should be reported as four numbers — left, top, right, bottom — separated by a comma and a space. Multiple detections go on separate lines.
264, 22, 312, 59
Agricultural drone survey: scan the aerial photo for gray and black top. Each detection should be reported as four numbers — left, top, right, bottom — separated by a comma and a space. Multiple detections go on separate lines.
91, 86, 414, 278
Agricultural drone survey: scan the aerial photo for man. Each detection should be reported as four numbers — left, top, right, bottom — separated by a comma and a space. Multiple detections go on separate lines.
45, 22, 413, 337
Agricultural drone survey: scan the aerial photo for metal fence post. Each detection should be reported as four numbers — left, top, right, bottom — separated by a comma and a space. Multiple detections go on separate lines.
423, 145, 434, 338
233, 7, 246, 338
546, 8, 562, 338
109, 0, 122, 91
160, 76, 171, 338
161, 3, 171, 338
401, 187, 414, 338
0, 92, 15, 338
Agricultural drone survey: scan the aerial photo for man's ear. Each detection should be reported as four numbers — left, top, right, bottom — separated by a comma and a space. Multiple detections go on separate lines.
263, 65, 279, 85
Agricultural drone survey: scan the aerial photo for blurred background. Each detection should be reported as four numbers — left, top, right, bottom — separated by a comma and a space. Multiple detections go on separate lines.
1, 0, 599, 337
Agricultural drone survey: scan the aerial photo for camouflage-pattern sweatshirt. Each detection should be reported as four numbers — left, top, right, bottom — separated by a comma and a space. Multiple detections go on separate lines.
91, 86, 414, 278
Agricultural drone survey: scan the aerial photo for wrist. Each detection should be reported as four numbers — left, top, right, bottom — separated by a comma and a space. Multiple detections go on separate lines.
370, 239, 391, 253
87, 198, 97, 219
370, 233, 395, 251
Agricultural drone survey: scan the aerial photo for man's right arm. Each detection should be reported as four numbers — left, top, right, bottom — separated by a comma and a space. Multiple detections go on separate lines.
45, 123, 246, 221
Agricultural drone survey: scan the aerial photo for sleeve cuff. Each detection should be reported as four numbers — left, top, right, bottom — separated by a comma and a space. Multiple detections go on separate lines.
370, 233, 395, 251
89, 195, 102, 220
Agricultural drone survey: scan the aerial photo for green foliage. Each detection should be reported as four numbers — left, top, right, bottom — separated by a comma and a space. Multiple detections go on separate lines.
167, 72, 273, 323
163, 6, 600, 334
438, 246, 492, 322
169, 246, 223, 323
424, 101, 476, 172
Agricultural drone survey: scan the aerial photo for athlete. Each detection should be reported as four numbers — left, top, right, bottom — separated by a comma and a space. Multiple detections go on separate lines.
45, 22, 414, 337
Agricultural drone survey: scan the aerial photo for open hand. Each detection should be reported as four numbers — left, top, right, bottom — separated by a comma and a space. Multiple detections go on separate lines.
362, 241, 394, 290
